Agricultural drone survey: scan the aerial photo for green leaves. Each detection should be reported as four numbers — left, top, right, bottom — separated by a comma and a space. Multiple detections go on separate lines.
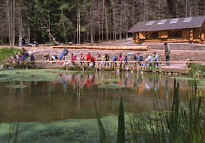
117, 96, 125, 143
0, 48, 21, 63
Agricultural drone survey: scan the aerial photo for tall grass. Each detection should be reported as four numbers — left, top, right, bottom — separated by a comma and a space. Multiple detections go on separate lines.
128, 79, 205, 143
117, 96, 125, 143
8, 123, 21, 143
96, 96, 125, 143
96, 110, 107, 143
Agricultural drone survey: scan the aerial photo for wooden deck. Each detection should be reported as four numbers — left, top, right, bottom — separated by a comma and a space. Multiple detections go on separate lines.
33, 60, 189, 75
160, 64, 189, 74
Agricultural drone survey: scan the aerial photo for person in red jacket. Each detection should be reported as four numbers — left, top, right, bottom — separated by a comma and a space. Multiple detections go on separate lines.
91, 56, 96, 68
86, 52, 91, 66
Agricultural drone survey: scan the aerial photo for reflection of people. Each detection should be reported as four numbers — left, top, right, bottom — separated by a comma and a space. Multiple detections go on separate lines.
84, 74, 96, 88
59, 73, 68, 91
165, 78, 169, 96
85, 75, 91, 88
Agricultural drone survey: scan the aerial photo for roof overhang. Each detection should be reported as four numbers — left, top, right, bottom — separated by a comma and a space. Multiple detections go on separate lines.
128, 16, 205, 33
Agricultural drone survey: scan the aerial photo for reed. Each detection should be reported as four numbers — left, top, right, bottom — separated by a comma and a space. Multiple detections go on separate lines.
8, 123, 21, 143
96, 111, 107, 143
96, 96, 126, 143
128, 79, 205, 143
117, 96, 125, 143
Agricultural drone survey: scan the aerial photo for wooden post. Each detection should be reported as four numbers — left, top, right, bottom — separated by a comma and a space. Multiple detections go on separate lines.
190, 29, 194, 42
201, 32, 205, 41
182, 30, 187, 39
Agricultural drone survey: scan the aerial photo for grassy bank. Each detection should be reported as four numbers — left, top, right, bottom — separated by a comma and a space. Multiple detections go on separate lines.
0, 48, 21, 63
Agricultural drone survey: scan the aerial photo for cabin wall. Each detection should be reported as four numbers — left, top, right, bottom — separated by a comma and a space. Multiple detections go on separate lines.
200, 23, 205, 42
134, 28, 204, 43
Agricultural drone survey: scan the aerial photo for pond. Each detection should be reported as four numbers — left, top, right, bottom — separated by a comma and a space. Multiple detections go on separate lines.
0, 69, 194, 123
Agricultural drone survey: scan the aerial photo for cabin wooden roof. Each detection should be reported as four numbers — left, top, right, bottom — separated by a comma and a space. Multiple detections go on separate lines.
128, 16, 205, 33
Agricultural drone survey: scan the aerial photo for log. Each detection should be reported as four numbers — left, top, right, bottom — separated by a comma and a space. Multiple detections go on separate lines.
53, 45, 148, 51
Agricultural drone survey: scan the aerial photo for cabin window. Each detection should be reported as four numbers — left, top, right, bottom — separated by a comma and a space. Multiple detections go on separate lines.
193, 29, 200, 39
168, 31, 183, 39
148, 32, 159, 39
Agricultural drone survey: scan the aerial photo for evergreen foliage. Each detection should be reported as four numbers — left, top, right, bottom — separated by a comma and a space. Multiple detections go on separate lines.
0, 0, 205, 44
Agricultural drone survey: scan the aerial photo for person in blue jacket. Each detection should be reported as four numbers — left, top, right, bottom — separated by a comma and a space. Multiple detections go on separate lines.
59, 48, 69, 60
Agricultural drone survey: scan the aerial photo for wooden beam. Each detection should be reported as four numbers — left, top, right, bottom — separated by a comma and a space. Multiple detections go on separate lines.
201, 32, 205, 41
190, 29, 194, 41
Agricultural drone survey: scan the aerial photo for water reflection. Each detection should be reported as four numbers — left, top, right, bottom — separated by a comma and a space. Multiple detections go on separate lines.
0, 71, 191, 122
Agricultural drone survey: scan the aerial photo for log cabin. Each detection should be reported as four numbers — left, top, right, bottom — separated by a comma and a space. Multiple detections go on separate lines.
128, 16, 205, 43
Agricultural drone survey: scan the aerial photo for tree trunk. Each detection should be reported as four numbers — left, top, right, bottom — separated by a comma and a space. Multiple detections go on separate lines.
8, 0, 15, 48
18, 11, 22, 47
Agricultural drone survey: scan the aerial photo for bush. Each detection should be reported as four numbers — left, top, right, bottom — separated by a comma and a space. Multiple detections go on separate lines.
0, 48, 21, 63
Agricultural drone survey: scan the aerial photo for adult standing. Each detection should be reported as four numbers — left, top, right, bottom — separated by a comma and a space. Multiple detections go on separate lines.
86, 52, 91, 66
59, 48, 69, 60
164, 43, 170, 65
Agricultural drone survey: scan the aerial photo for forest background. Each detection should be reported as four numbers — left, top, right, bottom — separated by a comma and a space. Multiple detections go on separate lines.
1, 0, 205, 45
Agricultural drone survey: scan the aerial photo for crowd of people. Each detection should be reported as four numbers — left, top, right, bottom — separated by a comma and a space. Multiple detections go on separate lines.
7, 42, 171, 70
8, 48, 35, 65
45, 48, 161, 71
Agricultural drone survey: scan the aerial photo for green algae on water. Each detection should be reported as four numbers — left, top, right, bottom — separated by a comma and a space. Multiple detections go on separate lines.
0, 116, 118, 143
0, 69, 61, 82
98, 84, 125, 89
5, 84, 28, 89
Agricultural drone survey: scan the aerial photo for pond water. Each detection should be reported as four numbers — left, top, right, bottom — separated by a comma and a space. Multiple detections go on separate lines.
0, 70, 193, 123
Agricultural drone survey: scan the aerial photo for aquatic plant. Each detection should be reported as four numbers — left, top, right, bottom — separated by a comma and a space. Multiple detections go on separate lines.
0, 69, 60, 82
128, 79, 205, 143
98, 84, 124, 89
96, 110, 107, 143
188, 63, 205, 78
8, 123, 21, 143
97, 96, 125, 143
117, 96, 125, 143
